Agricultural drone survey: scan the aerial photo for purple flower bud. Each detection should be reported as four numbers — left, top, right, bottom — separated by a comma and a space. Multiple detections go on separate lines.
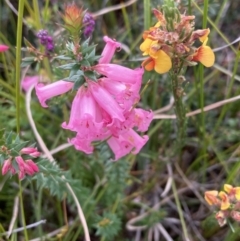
46, 43, 54, 52
83, 13, 95, 38
37, 29, 55, 53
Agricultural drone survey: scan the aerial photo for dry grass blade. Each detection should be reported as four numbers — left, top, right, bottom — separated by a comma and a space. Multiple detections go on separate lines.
154, 94, 240, 119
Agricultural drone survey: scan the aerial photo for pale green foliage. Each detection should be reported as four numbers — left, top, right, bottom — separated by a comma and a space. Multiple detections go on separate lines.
94, 212, 122, 240
33, 159, 90, 201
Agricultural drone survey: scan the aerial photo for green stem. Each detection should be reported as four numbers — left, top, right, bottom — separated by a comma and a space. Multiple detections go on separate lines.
187, 0, 192, 15
43, 0, 50, 24
32, 0, 41, 28
171, 179, 189, 240
36, 189, 43, 237
198, 66, 206, 145
15, 0, 25, 133
30, 183, 43, 237
198, 0, 209, 179
16, 1, 28, 240
202, 0, 209, 29
144, 0, 151, 30
121, 6, 133, 43
199, 0, 209, 134
200, 0, 209, 123
19, 180, 29, 240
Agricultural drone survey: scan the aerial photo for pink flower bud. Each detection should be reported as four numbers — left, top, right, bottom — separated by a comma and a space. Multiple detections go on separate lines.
18, 170, 25, 180
2, 158, 12, 175
23, 163, 35, 175
29, 152, 41, 158
20, 147, 41, 158
0, 44, 9, 52
21, 147, 38, 154
25, 160, 39, 174
15, 156, 26, 172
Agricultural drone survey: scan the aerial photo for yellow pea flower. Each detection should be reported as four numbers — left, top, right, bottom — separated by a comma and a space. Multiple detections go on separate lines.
204, 190, 219, 206
190, 28, 214, 67
224, 184, 240, 200
219, 191, 230, 210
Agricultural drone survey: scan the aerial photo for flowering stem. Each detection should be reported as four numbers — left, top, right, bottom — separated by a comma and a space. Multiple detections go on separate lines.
170, 69, 186, 147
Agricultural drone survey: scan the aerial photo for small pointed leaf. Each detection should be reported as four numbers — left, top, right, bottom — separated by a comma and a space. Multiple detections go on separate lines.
58, 63, 77, 70
84, 71, 97, 81
73, 76, 85, 90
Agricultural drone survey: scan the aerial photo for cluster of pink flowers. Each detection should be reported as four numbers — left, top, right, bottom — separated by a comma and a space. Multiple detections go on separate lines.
35, 36, 153, 160
2, 147, 40, 179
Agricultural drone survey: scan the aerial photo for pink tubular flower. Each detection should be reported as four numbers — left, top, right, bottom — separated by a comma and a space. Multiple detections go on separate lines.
125, 108, 153, 132
87, 80, 125, 124
62, 86, 104, 139
0, 44, 9, 52
69, 136, 94, 154
33, 36, 152, 160
107, 129, 149, 160
93, 64, 144, 84
21, 75, 39, 92
35, 80, 74, 107
98, 36, 121, 64
98, 77, 140, 111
